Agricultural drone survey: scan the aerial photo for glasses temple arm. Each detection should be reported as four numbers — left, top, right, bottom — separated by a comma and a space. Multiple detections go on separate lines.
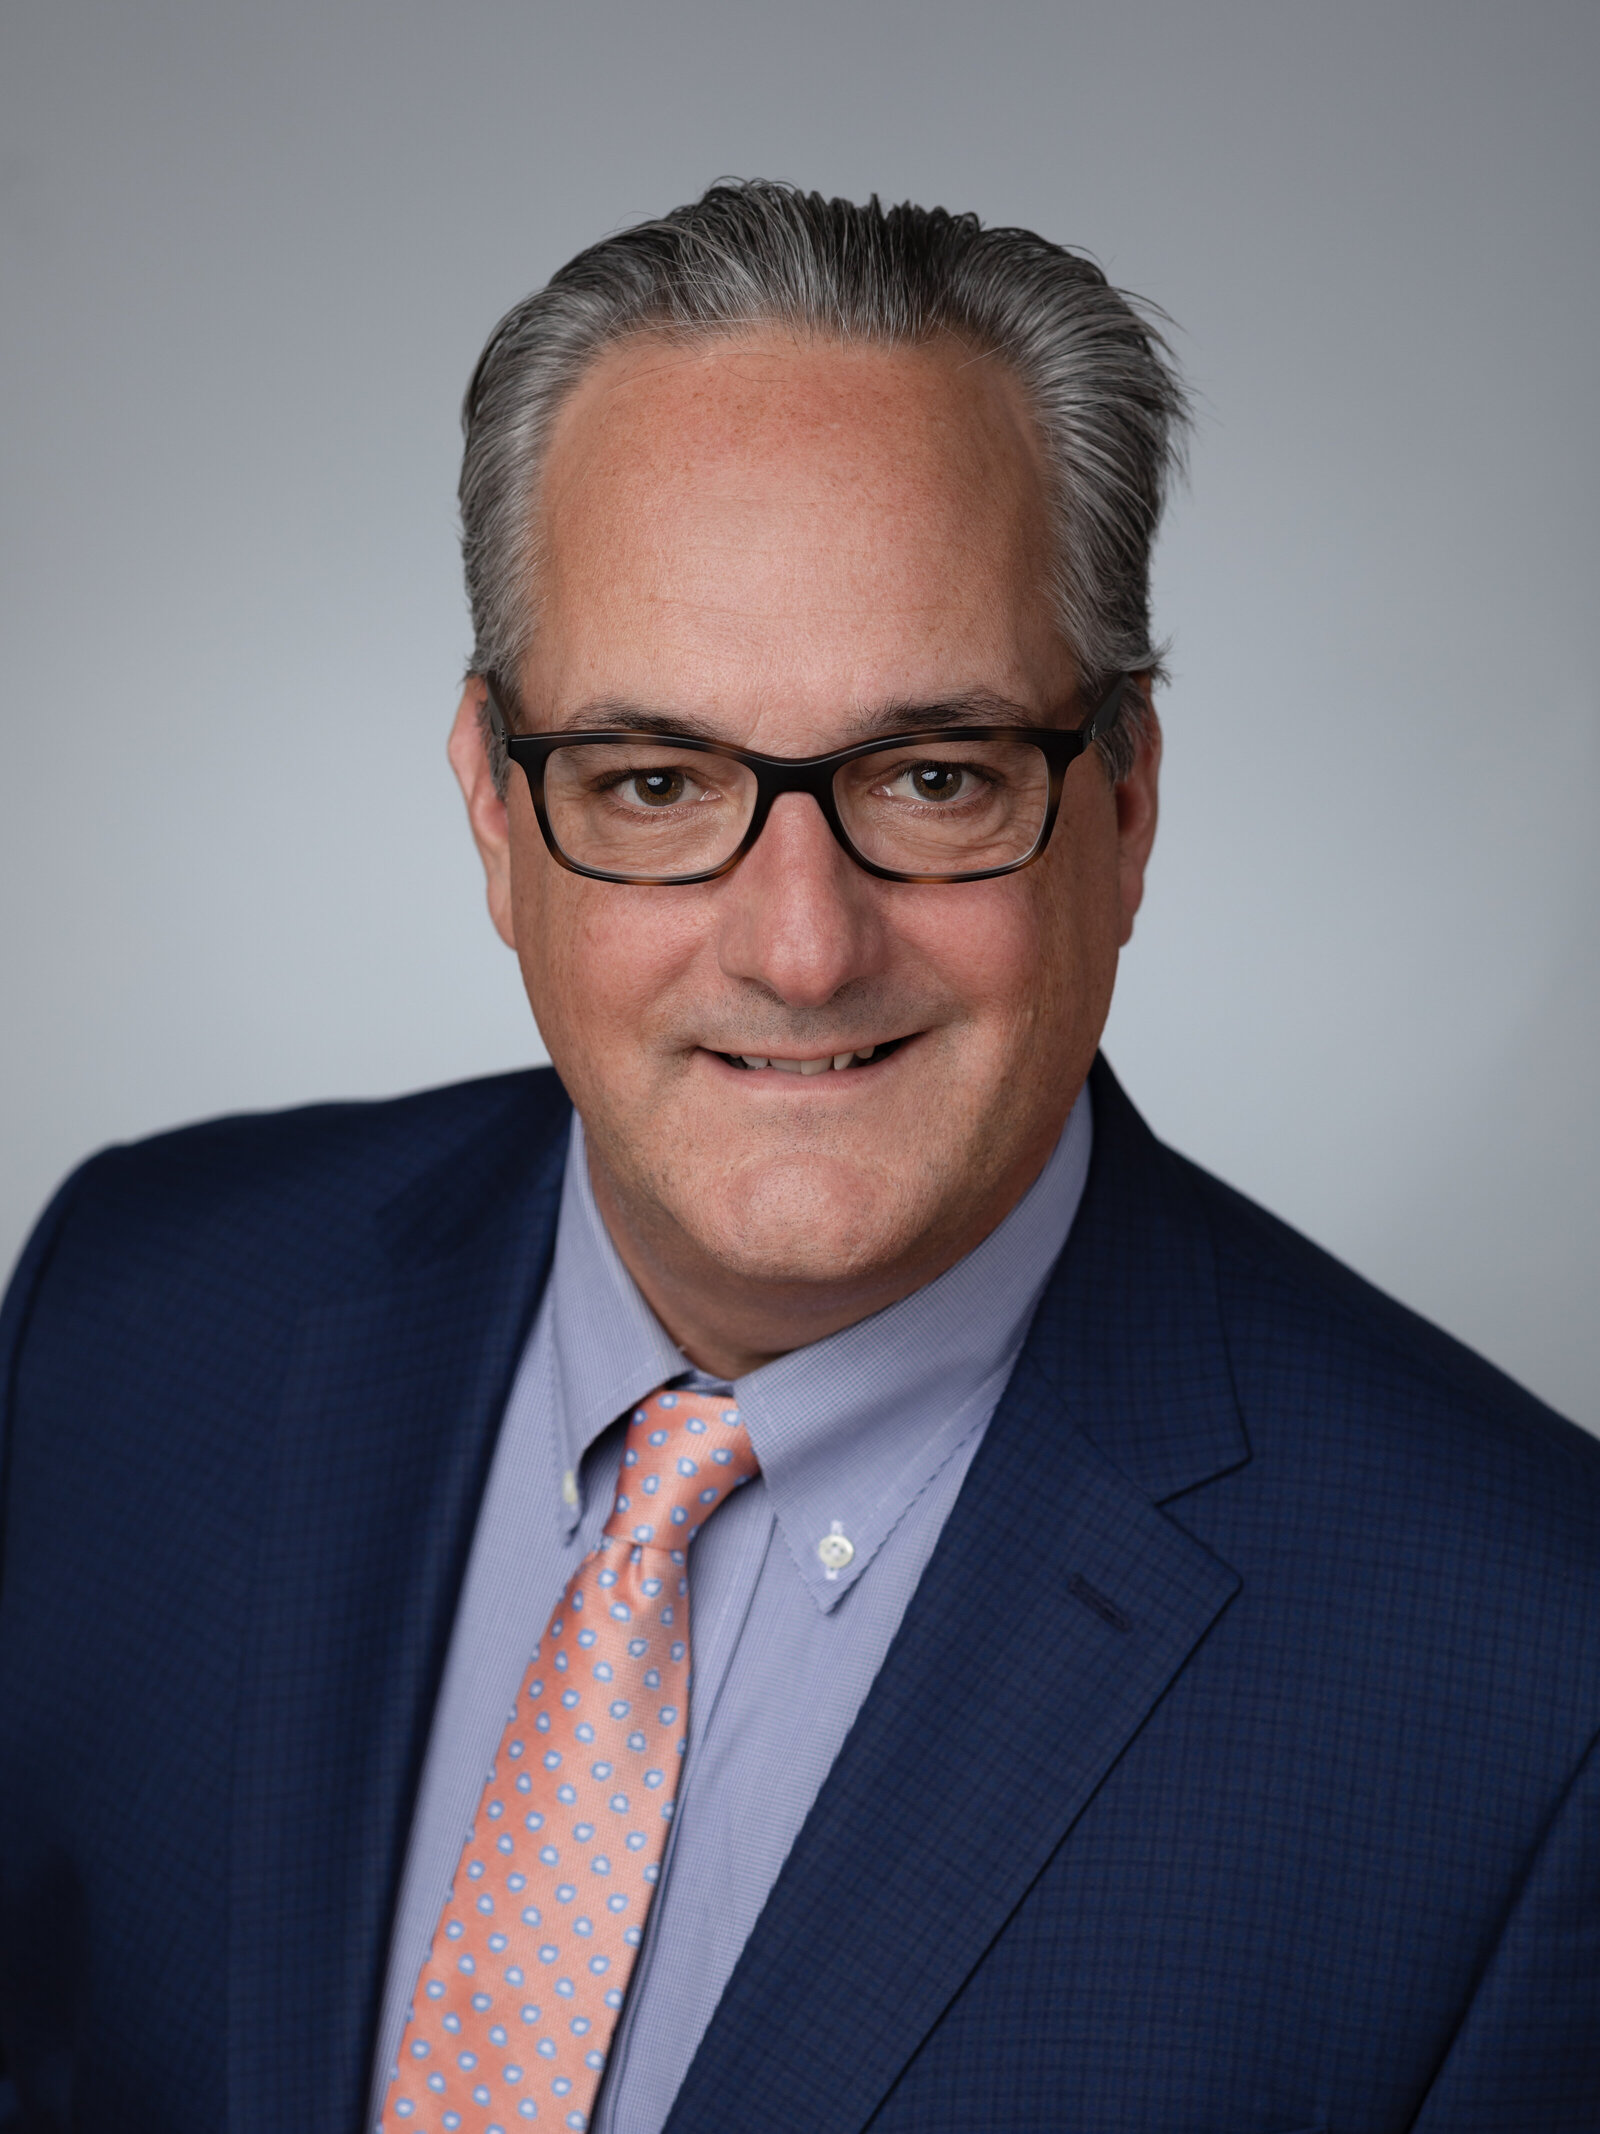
480, 676, 509, 742
1083, 673, 1131, 744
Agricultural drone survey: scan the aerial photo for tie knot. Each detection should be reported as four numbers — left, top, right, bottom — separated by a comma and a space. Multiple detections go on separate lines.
604, 1386, 760, 1552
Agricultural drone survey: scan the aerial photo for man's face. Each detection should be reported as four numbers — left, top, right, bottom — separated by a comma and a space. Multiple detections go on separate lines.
455, 330, 1158, 1343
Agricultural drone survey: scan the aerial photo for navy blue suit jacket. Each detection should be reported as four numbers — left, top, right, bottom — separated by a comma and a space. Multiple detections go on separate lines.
2, 1058, 1598, 2132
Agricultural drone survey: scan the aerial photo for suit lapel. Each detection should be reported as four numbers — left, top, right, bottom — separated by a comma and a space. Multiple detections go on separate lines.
663, 1058, 1248, 2134
226, 1081, 571, 2134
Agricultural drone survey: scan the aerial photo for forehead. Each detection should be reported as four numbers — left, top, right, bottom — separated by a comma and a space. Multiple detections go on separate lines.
527, 328, 1064, 731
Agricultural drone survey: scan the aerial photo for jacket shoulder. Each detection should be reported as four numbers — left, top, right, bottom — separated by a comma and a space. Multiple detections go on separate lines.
5, 1067, 573, 1321
1175, 1147, 1600, 1550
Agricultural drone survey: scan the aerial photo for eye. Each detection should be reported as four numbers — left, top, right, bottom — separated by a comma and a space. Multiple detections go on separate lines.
879, 759, 982, 805
631, 769, 686, 807
910, 763, 965, 801
607, 764, 717, 810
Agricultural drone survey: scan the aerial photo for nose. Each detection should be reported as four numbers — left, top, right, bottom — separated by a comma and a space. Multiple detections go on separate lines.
714, 792, 890, 1008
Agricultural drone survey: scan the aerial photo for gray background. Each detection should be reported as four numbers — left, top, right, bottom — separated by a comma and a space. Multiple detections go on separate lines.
3, 1, 1596, 1426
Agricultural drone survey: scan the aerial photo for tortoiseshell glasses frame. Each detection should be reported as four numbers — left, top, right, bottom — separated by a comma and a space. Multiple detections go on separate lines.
483, 672, 1130, 887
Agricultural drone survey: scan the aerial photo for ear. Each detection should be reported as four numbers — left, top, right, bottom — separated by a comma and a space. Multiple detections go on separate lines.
448, 681, 517, 949
1112, 684, 1161, 947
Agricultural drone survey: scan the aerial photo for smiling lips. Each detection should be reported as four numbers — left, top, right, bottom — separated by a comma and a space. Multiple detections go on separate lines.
716, 1039, 899, 1075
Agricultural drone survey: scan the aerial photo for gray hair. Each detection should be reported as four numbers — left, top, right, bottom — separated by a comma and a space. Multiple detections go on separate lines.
461, 180, 1188, 788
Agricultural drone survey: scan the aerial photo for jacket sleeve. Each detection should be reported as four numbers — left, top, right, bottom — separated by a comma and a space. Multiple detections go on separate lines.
0, 1160, 92, 1572
1409, 1722, 1600, 2131
0, 1161, 95, 2129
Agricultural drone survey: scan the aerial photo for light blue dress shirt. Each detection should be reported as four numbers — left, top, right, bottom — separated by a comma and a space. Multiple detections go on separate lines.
370, 1083, 1092, 2132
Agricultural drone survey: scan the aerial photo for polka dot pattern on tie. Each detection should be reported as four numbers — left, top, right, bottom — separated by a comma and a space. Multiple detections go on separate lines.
383, 1388, 758, 2133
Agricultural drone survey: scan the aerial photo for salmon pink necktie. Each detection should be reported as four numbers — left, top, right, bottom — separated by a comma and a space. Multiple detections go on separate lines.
383, 1386, 759, 2133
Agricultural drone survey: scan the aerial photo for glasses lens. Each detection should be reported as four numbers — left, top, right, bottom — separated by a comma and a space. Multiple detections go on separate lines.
542, 740, 758, 880
834, 736, 1052, 877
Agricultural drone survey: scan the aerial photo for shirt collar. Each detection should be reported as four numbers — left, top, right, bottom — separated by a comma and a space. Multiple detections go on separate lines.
547, 1128, 687, 1526
548, 1086, 1093, 1605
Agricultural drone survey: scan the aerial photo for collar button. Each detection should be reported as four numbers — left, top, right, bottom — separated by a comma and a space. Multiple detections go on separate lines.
817, 1529, 855, 1574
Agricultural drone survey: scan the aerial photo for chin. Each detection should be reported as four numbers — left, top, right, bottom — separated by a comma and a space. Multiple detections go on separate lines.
683, 1155, 933, 1291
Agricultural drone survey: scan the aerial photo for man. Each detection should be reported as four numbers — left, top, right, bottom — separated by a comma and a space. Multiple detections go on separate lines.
1, 182, 1597, 2133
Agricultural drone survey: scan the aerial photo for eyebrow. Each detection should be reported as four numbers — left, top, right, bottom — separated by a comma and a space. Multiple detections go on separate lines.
842, 692, 1046, 739
545, 689, 1052, 744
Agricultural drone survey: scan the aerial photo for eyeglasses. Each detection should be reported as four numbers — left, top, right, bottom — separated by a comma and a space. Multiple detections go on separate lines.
484, 673, 1128, 886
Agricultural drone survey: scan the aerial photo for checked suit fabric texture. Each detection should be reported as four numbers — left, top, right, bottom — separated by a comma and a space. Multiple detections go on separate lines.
3, 1058, 1600, 2131
385, 1388, 759, 2132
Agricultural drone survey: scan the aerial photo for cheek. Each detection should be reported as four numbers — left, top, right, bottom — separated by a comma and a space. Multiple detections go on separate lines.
900, 831, 1118, 1062
510, 842, 706, 1060
896, 876, 1071, 1032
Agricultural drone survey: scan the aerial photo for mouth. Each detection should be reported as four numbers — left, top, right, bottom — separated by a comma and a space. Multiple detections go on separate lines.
710, 1034, 913, 1076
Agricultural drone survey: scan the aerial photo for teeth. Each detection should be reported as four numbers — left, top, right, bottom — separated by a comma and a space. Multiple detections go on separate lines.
728, 1043, 888, 1074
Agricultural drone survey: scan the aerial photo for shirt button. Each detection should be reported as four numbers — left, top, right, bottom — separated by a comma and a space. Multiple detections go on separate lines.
817, 1530, 855, 1572
561, 1469, 579, 1508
